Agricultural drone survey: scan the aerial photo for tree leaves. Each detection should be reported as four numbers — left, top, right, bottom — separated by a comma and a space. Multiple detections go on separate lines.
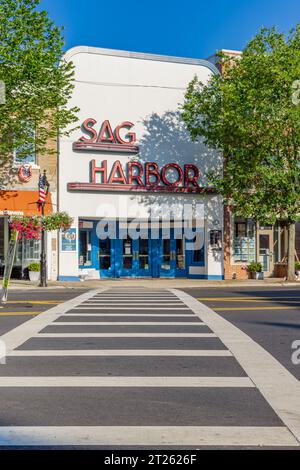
182, 25, 300, 225
0, 0, 79, 160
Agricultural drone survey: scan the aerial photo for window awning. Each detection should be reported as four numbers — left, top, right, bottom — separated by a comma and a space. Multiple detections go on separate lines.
0, 190, 53, 217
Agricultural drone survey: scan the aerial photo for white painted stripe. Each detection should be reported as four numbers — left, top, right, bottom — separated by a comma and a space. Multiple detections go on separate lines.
0, 426, 296, 447
0, 289, 107, 360
172, 289, 300, 445
53, 321, 205, 326
0, 376, 254, 388
91, 298, 178, 301
73, 307, 189, 310
36, 332, 217, 338
81, 303, 184, 306
64, 313, 196, 317
9, 349, 232, 357
92, 296, 177, 299
95, 293, 172, 296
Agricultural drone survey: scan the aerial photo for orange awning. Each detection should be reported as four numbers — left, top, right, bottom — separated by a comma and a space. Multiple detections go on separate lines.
0, 191, 53, 217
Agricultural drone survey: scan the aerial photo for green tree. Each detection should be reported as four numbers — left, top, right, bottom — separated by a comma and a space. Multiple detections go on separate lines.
182, 26, 300, 281
0, 0, 78, 160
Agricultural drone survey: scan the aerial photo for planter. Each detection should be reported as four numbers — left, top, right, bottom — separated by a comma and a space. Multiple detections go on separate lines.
251, 272, 264, 280
29, 271, 40, 282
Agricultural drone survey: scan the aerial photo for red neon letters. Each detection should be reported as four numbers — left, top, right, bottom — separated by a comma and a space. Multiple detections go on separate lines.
79, 119, 136, 145
91, 160, 200, 189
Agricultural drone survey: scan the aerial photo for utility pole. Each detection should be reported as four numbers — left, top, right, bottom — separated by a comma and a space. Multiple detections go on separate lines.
39, 170, 50, 287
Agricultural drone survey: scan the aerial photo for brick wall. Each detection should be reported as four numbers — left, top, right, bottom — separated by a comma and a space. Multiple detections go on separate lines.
0, 135, 57, 192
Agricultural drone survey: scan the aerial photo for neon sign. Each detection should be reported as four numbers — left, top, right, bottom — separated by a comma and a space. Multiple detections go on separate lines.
67, 159, 212, 194
73, 119, 139, 153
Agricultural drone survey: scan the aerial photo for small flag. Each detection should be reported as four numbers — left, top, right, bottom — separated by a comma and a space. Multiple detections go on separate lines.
38, 174, 46, 207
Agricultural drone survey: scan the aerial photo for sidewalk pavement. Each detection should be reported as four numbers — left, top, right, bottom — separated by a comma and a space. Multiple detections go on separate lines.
3, 277, 300, 290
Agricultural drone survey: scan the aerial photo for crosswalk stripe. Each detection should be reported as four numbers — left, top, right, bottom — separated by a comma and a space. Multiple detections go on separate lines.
36, 332, 217, 338
9, 349, 232, 357
53, 321, 205, 326
0, 376, 254, 387
0, 426, 296, 447
64, 313, 196, 317
73, 307, 190, 310
81, 303, 184, 306
92, 296, 177, 298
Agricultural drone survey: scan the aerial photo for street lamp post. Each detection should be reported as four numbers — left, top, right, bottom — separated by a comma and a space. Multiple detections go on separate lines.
39, 170, 50, 288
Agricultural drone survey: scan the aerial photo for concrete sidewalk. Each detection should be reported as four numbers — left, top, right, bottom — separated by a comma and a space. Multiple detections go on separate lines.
3, 277, 300, 290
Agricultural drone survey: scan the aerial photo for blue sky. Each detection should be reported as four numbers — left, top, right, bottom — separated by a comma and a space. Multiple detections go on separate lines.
39, 0, 299, 59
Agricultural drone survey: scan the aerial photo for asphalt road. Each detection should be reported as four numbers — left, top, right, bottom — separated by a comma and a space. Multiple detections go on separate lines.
0, 288, 88, 335
0, 286, 299, 449
183, 286, 300, 380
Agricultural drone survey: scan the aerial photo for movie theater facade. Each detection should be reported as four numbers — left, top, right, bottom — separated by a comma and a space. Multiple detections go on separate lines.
58, 47, 223, 280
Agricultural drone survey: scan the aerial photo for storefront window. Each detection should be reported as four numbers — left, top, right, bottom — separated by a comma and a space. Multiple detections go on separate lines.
139, 239, 149, 270
79, 230, 92, 267
233, 218, 255, 262
14, 238, 41, 278
192, 233, 205, 265
123, 237, 133, 269
14, 122, 36, 165
99, 238, 111, 270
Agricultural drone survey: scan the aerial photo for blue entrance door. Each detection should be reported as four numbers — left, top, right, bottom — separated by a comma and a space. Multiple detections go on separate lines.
99, 238, 117, 278
159, 235, 187, 278
119, 237, 152, 277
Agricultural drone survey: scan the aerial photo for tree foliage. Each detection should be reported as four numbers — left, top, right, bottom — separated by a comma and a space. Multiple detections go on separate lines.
182, 26, 300, 225
0, 0, 78, 159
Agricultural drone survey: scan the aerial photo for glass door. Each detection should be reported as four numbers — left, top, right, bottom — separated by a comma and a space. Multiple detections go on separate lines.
119, 237, 152, 277
174, 238, 186, 277
159, 238, 175, 277
120, 236, 134, 276
258, 229, 274, 276
99, 238, 115, 277
79, 230, 92, 268
159, 233, 187, 278
135, 238, 151, 276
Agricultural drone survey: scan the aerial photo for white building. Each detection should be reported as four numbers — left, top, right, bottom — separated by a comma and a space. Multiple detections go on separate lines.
58, 46, 223, 280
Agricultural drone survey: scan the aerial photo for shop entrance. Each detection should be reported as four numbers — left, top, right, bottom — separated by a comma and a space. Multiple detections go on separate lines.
95, 229, 190, 278
78, 220, 203, 279
257, 226, 274, 276
98, 233, 187, 278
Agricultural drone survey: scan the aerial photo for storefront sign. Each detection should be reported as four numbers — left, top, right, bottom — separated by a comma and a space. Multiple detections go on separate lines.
61, 228, 77, 252
73, 119, 139, 154
67, 159, 212, 194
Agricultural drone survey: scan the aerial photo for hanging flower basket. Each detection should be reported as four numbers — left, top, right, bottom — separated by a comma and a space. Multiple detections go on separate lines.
10, 217, 42, 240
42, 212, 73, 232
10, 212, 73, 240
